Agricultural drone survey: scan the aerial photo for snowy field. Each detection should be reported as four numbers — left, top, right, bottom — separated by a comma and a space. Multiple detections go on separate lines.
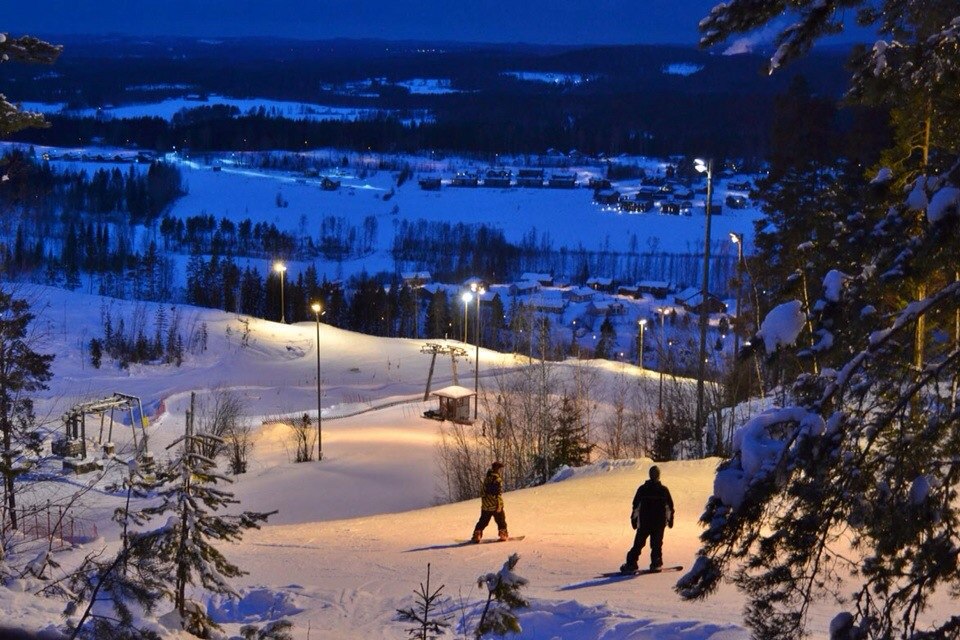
3, 283, 956, 639
18, 97, 428, 123
4, 140, 761, 291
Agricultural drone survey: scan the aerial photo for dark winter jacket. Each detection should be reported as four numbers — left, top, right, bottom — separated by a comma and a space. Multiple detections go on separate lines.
481, 469, 504, 512
630, 479, 674, 530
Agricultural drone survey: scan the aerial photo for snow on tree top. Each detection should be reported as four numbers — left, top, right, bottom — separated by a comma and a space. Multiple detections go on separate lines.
927, 186, 960, 224
822, 270, 848, 303
757, 300, 805, 353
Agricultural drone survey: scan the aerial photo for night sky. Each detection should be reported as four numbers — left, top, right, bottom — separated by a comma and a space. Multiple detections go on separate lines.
7, 0, 746, 45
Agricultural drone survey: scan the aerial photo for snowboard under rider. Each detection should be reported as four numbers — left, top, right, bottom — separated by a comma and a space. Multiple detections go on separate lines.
621, 465, 674, 573
471, 461, 508, 543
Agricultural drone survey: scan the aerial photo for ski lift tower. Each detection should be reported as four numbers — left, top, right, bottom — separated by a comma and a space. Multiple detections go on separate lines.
55, 393, 152, 473
420, 342, 468, 401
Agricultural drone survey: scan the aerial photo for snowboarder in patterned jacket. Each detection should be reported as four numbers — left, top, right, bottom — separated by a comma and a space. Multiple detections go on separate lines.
621, 465, 674, 573
471, 462, 508, 543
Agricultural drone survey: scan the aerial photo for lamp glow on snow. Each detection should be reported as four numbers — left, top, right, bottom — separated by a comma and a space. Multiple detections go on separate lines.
274, 261, 287, 323
311, 301, 323, 460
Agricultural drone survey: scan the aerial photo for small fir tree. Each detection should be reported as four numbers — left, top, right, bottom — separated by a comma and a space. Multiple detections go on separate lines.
396, 563, 452, 640
474, 554, 528, 639
550, 395, 592, 473
117, 406, 275, 636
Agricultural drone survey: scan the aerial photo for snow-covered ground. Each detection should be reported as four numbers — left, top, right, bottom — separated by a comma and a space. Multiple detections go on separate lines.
5, 283, 954, 639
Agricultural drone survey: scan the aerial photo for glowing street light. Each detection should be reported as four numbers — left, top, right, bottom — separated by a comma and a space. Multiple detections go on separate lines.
693, 157, 714, 455
657, 307, 667, 413
637, 318, 647, 370
274, 261, 287, 323
472, 283, 485, 419
311, 301, 323, 460
730, 232, 745, 360
461, 291, 472, 343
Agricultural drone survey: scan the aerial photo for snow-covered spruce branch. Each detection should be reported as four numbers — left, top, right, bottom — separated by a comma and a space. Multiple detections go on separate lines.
678, 280, 960, 611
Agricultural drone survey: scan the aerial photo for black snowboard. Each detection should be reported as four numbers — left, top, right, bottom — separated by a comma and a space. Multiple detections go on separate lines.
598, 565, 683, 578
455, 535, 525, 544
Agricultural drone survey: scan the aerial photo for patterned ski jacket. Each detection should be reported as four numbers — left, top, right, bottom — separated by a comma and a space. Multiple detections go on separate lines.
481, 469, 504, 512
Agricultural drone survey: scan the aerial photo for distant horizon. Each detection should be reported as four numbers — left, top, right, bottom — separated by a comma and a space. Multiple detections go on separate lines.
8, 0, 875, 50
14, 31, 870, 55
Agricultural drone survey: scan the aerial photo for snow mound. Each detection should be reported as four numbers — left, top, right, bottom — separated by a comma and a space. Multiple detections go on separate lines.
514, 598, 744, 639
549, 458, 648, 483
207, 586, 306, 623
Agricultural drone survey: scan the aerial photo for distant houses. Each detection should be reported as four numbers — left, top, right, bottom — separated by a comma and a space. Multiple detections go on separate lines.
401, 271, 432, 287
482, 169, 512, 188
586, 277, 615, 293
515, 168, 545, 188
418, 176, 442, 190
451, 171, 479, 187
520, 272, 554, 287
547, 173, 577, 188
674, 287, 727, 315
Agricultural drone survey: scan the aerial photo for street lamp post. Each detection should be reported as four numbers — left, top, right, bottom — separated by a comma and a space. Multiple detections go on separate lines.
274, 261, 287, 323
637, 318, 647, 369
730, 232, 744, 360
473, 284, 484, 419
657, 308, 666, 412
694, 158, 714, 456
461, 291, 472, 344
311, 302, 323, 460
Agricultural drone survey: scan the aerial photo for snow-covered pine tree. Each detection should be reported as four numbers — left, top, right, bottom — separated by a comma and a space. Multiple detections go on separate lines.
0, 290, 54, 535
115, 398, 275, 636
474, 554, 528, 639
0, 34, 61, 137
679, 2, 960, 639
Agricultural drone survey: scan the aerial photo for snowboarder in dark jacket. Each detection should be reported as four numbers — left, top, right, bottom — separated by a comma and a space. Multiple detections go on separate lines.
471, 462, 508, 543
621, 465, 674, 573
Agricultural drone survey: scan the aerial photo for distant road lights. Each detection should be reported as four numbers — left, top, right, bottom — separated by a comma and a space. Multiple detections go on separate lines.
274, 261, 287, 323
461, 291, 473, 343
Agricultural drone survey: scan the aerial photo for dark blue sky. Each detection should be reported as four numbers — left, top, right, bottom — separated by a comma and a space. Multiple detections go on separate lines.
8, 0, 739, 45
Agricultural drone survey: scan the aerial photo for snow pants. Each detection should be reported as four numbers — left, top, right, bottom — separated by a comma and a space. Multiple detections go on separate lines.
625, 525, 664, 568
474, 509, 508, 534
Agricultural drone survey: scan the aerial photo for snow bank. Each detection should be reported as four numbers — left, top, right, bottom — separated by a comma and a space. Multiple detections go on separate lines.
549, 458, 648, 483
207, 586, 305, 623
513, 598, 743, 639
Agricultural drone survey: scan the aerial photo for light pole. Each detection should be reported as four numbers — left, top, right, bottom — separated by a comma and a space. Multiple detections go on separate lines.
461, 291, 472, 344
311, 301, 323, 460
274, 261, 287, 323
730, 232, 744, 360
472, 284, 484, 419
694, 157, 714, 456
637, 318, 647, 369
657, 308, 666, 412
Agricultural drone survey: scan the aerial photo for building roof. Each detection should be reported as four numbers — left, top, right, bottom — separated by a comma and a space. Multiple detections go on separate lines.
432, 385, 477, 400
